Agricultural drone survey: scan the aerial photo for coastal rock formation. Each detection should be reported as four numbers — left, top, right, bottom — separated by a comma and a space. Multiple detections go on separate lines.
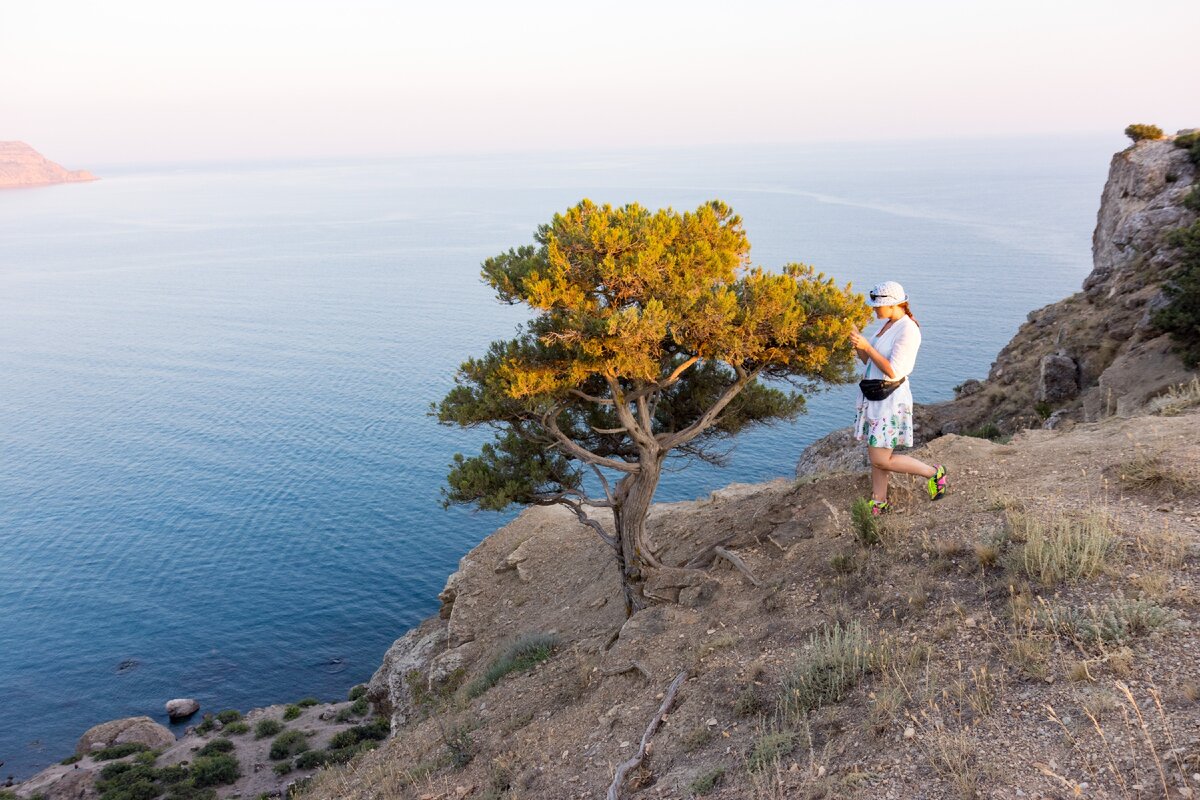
75, 716, 174, 755
164, 698, 199, 720
0, 142, 96, 188
935, 131, 1198, 432
797, 132, 1199, 473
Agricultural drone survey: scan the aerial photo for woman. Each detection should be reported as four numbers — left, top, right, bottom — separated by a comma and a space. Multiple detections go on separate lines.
849, 281, 947, 515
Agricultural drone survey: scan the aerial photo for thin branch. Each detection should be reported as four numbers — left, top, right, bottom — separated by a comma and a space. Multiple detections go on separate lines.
590, 425, 627, 435
540, 496, 618, 551
606, 671, 688, 800
661, 363, 756, 449
591, 463, 616, 506
543, 408, 639, 473
713, 546, 764, 587
569, 388, 615, 405
659, 354, 700, 387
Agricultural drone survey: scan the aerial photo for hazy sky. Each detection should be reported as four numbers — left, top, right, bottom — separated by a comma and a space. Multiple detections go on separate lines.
3, 0, 1197, 164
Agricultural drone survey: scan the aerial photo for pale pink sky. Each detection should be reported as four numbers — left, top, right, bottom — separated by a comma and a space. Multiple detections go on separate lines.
3, 0, 1197, 164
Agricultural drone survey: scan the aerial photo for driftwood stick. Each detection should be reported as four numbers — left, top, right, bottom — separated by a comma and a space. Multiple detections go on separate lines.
713, 546, 764, 587
606, 670, 688, 800
601, 661, 652, 680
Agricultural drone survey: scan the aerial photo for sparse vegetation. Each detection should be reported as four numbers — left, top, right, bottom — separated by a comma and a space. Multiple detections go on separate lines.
467, 632, 559, 697
348, 684, 368, 701
1006, 508, 1115, 584
1147, 377, 1200, 416
688, 766, 726, 794
747, 729, 798, 773
1175, 129, 1200, 165
1117, 452, 1195, 495
850, 498, 882, 545
779, 622, 871, 721
282, 704, 303, 721
222, 721, 249, 735
214, 710, 242, 724
94, 742, 150, 761
1124, 123, 1164, 142
189, 754, 240, 788
296, 697, 321, 708
964, 422, 1003, 441
1036, 595, 1183, 646
1154, 219, 1200, 366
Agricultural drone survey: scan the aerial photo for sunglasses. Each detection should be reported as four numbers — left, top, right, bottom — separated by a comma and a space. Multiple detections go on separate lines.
869, 293, 901, 302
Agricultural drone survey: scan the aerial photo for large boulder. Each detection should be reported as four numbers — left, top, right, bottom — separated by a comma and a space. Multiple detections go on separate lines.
1087, 334, 1197, 418
164, 698, 199, 720
1037, 353, 1079, 403
75, 716, 174, 755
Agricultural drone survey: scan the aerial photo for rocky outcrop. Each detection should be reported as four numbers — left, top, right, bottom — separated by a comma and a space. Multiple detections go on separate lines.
925, 132, 1198, 435
75, 716, 174, 755
0, 142, 96, 188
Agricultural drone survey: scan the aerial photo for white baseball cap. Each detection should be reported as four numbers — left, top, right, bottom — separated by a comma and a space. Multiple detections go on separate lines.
868, 281, 907, 307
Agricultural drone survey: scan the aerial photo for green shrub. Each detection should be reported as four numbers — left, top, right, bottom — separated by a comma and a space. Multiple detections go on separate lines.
442, 724, 474, 770
1183, 186, 1200, 213
747, 730, 797, 772
95, 762, 160, 800
222, 721, 249, 735
215, 710, 242, 724
269, 730, 309, 761
189, 754, 240, 788
850, 498, 882, 545
348, 685, 368, 701
1154, 220, 1200, 366
296, 697, 321, 708
94, 742, 150, 761
467, 633, 560, 697
689, 766, 726, 794
779, 622, 871, 722
61, 754, 82, 765
1037, 595, 1183, 646
282, 705, 302, 721
1125, 123, 1164, 142
196, 738, 234, 757
1175, 130, 1200, 165
349, 696, 369, 716
964, 422, 1003, 441
254, 719, 283, 739
272, 761, 292, 776
132, 750, 159, 766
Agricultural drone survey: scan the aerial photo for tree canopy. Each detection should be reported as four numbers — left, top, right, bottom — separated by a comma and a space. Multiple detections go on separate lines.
438, 199, 870, 612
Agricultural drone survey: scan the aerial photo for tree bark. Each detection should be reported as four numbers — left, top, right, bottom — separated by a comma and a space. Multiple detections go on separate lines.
610, 453, 666, 615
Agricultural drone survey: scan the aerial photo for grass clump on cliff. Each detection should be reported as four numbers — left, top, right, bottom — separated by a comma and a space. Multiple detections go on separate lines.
1125, 123, 1164, 142
1036, 595, 1182, 646
467, 632, 560, 698
1153, 219, 1200, 367
778, 622, 871, 722
1006, 508, 1115, 585
1175, 130, 1200, 165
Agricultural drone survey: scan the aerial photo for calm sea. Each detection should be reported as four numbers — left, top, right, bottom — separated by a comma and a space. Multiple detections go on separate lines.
0, 137, 1118, 779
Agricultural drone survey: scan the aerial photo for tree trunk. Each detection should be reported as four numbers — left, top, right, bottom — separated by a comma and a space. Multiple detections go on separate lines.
611, 455, 665, 616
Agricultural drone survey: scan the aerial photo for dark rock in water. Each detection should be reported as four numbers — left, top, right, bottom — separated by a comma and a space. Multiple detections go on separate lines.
115, 659, 139, 674
165, 698, 200, 720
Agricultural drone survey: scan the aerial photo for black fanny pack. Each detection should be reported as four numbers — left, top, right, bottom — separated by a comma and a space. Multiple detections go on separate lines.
859, 376, 906, 401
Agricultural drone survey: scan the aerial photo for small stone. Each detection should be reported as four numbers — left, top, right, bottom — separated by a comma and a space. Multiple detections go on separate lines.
904, 726, 916, 739
817, 765, 826, 777
706, 718, 718, 727
619, 741, 630, 748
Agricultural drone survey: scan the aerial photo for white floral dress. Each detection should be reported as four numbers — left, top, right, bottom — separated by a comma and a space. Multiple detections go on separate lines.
854, 316, 921, 450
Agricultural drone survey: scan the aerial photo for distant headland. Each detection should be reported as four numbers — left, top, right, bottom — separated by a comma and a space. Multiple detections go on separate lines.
0, 141, 96, 188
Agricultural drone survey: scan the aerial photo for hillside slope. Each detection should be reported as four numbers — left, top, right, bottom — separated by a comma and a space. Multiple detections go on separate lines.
0, 141, 96, 188
302, 401, 1200, 799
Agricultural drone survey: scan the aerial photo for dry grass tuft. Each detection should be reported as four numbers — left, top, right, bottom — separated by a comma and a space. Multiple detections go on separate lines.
1116, 453, 1196, 496
1006, 508, 1116, 585
1145, 376, 1200, 416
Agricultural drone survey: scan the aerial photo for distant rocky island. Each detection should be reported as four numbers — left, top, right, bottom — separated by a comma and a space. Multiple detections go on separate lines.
0, 141, 96, 188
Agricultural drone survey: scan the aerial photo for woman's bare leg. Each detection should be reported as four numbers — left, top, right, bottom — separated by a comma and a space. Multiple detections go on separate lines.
868, 447, 937, 503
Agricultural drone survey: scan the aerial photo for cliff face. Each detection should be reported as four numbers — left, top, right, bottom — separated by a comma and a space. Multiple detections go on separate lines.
933, 132, 1198, 433
0, 141, 96, 188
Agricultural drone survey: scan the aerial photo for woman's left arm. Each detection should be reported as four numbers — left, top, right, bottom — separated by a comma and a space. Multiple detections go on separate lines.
852, 322, 921, 380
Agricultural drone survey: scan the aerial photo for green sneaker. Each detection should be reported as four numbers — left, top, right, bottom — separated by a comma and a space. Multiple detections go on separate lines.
869, 499, 891, 516
927, 465, 947, 500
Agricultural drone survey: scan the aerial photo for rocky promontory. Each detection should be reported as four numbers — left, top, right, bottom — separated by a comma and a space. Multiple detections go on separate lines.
0, 142, 96, 188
